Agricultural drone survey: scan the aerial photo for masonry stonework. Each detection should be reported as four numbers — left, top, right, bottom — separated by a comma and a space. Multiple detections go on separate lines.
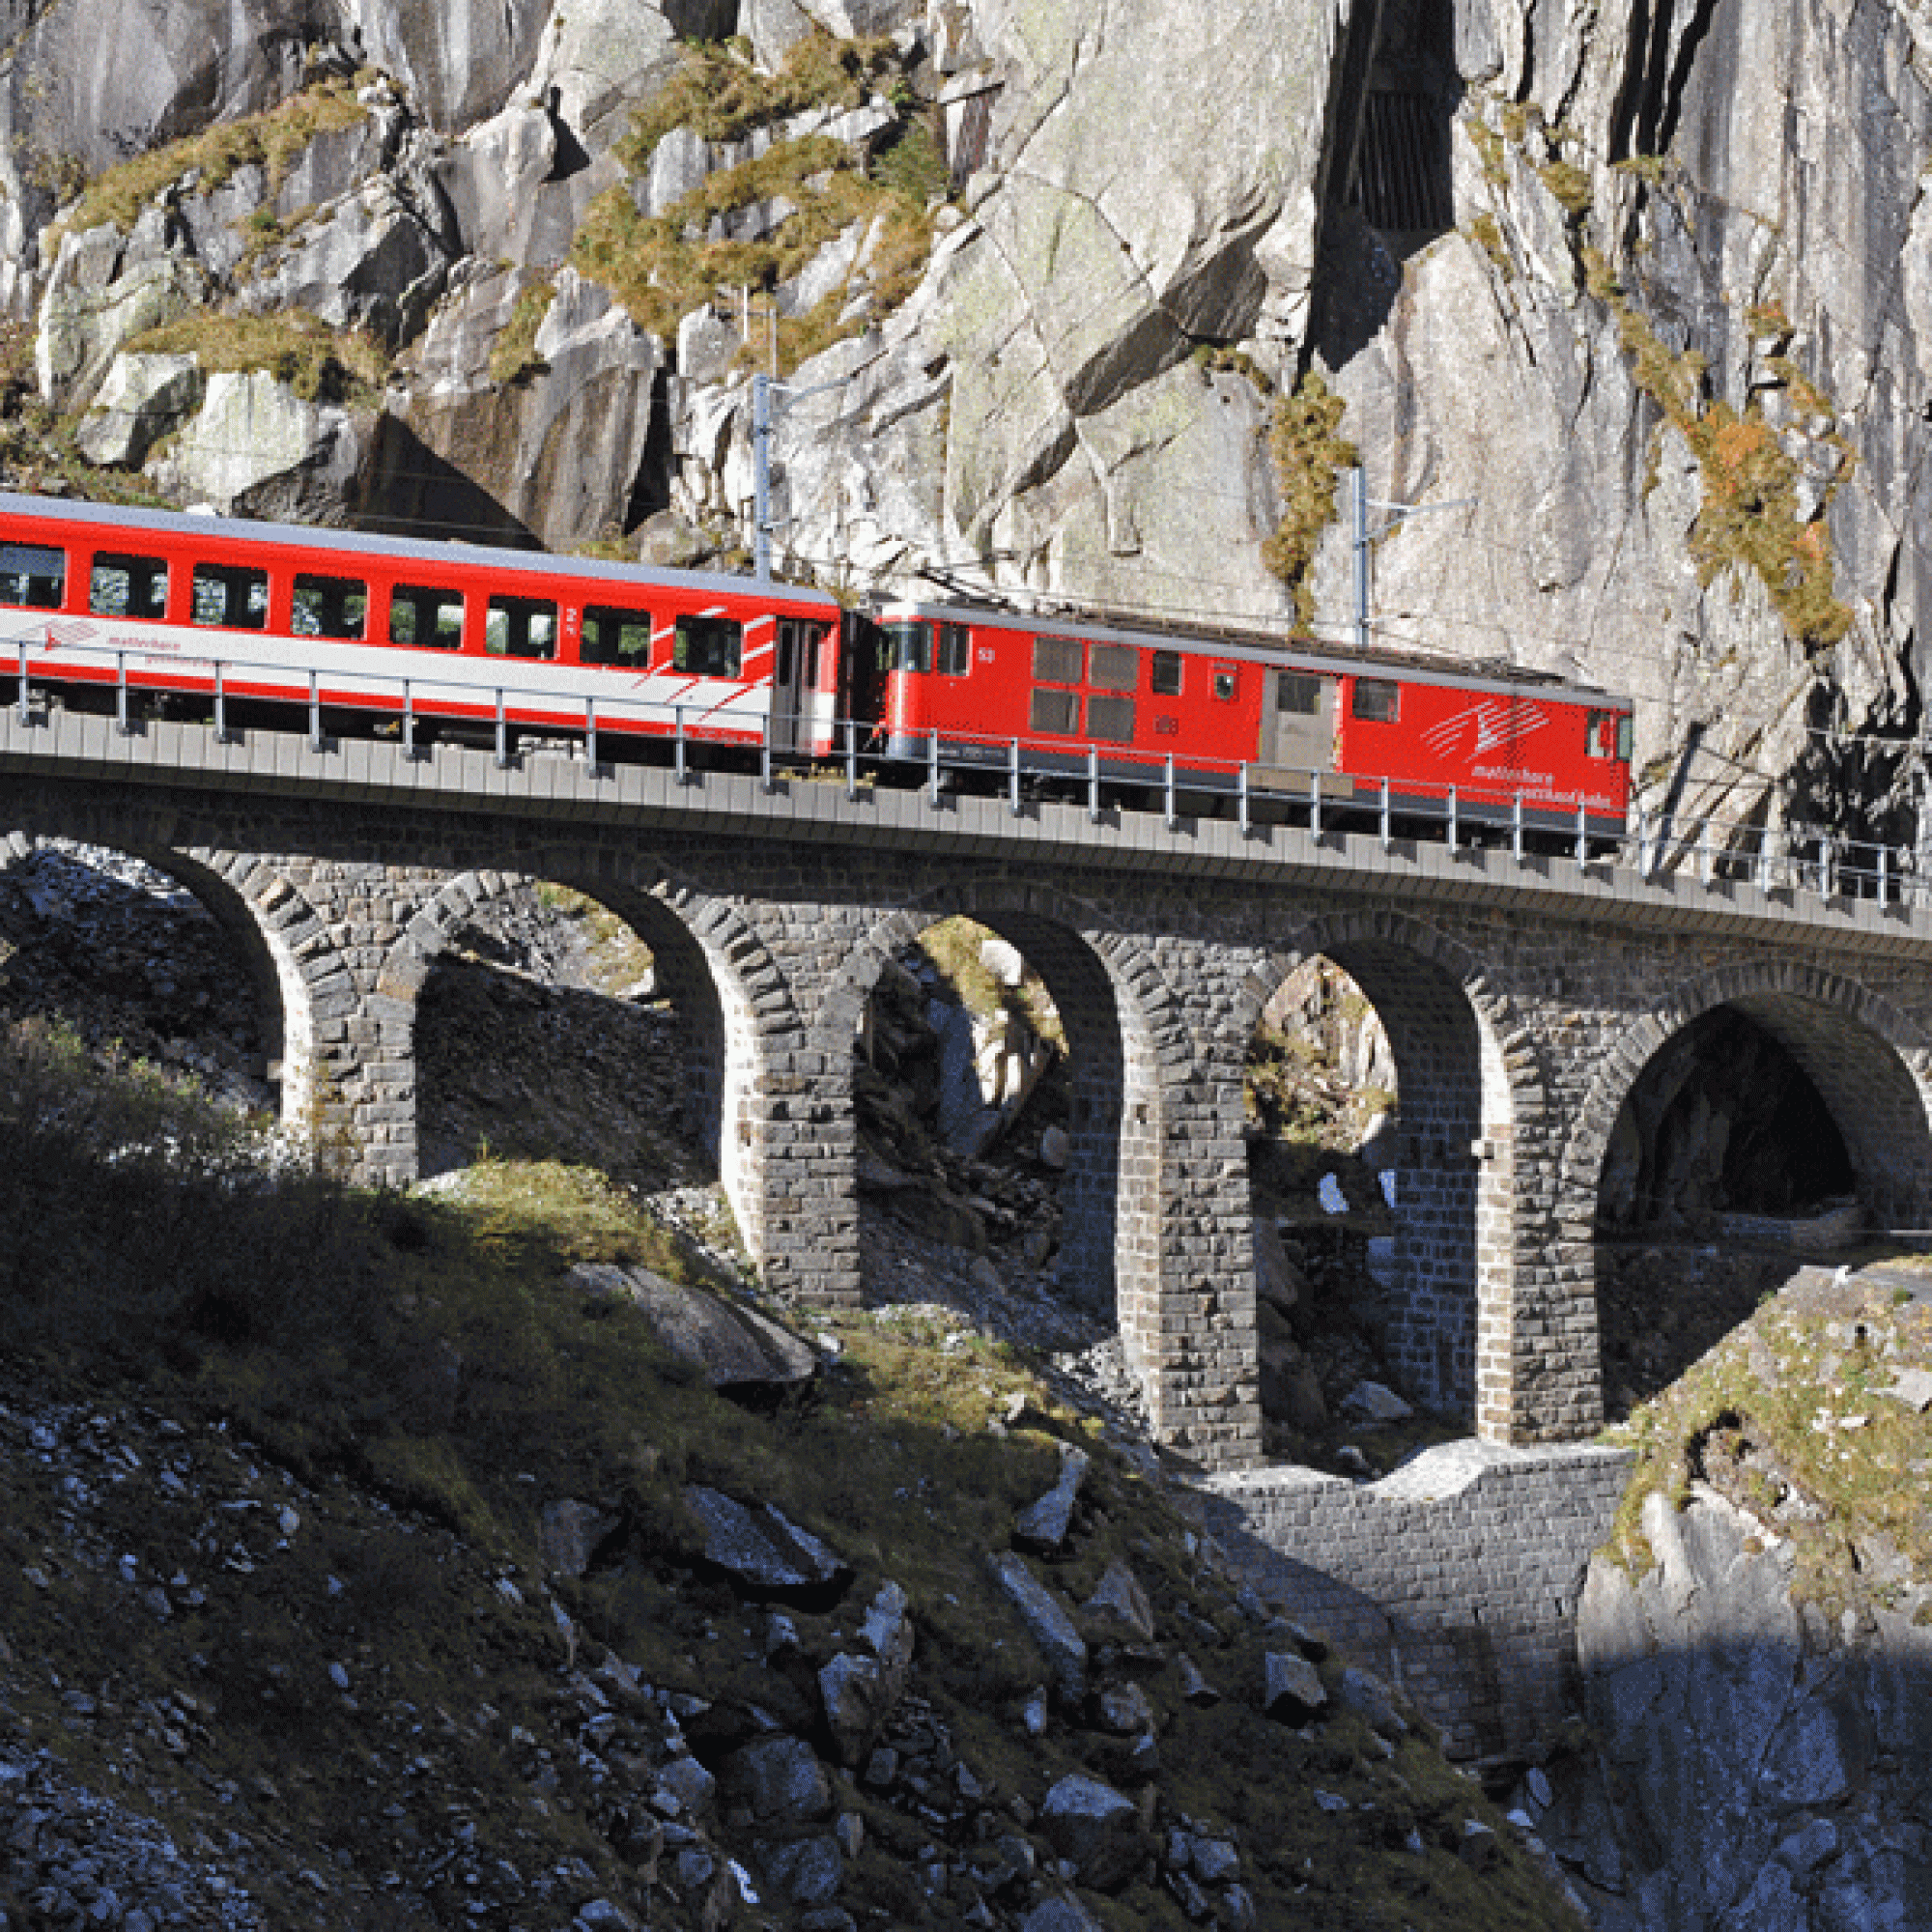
1200, 1442, 1636, 1758
8, 730, 1932, 1474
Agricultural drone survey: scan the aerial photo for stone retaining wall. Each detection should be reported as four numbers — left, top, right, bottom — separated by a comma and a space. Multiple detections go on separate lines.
1197, 1441, 1634, 1758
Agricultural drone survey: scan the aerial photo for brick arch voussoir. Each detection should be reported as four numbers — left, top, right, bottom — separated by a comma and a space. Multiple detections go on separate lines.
381, 861, 804, 1046
807, 875, 1146, 1064
1561, 960, 1932, 1222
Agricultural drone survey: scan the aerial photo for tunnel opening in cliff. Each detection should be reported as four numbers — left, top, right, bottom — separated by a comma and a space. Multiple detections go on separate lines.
1346, 0, 1460, 253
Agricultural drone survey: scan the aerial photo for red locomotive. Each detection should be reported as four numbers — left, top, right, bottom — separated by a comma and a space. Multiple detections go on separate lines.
868, 598, 1632, 834
0, 492, 1633, 834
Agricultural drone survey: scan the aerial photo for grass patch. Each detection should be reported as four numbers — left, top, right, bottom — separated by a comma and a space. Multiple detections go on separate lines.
1604, 1270, 1932, 1615
124, 309, 389, 407
570, 31, 940, 375
486, 273, 556, 387
620, 31, 899, 157
1262, 372, 1357, 632
45, 78, 367, 257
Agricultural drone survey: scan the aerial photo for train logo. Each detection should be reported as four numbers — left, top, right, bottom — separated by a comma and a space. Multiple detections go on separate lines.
1419, 697, 1552, 762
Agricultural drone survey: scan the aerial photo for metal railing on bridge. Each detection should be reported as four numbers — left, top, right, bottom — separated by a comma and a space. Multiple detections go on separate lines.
8, 634, 1922, 911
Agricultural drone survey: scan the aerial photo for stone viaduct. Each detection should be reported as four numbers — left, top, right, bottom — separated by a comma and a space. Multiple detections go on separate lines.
5, 702, 1932, 1489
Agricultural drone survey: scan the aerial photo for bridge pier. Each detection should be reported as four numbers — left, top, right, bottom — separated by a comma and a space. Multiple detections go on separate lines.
9, 725, 1932, 1474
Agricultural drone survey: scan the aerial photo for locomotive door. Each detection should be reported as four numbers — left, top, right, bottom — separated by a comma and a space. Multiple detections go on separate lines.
771, 618, 814, 753
1258, 670, 1338, 783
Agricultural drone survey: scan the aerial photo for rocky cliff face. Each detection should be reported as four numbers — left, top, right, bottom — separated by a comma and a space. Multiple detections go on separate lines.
1530, 1264, 1932, 1929
5, 1, 1928, 831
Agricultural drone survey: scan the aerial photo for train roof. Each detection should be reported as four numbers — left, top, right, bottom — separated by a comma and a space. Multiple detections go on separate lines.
874, 596, 1634, 711
0, 492, 846, 611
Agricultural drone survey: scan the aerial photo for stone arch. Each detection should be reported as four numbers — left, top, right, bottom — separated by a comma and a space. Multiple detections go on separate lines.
0, 824, 340, 1140
1231, 908, 1546, 1434
382, 855, 803, 1268
1566, 959, 1932, 1237
811, 876, 1178, 1341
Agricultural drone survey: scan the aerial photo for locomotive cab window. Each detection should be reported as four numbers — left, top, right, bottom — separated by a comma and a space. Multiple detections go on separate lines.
1278, 672, 1323, 715
582, 605, 653, 667
486, 594, 559, 661
292, 573, 368, 640
1352, 677, 1400, 722
938, 623, 972, 676
885, 621, 931, 674
90, 553, 169, 620
674, 613, 742, 679
1151, 650, 1182, 696
1587, 709, 1631, 760
0, 544, 65, 610
190, 560, 269, 631
389, 582, 465, 651
1212, 667, 1238, 702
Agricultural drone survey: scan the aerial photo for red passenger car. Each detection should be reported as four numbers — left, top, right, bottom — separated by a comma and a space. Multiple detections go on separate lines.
867, 599, 1634, 832
0, 494, 847, 755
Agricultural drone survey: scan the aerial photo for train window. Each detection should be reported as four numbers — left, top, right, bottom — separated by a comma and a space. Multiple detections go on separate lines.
582, 605, 653, 667
885, 621, 931, 674
292, 573, 368, 640
1030, 688, 1078, 735
389, 582, 466, 650
1278, 672, 1323, 715
0, 544, 65, 610
1086, 696, 1136, 742
190, 561, 269, 631
90, 553, 169, 620
486, 594, 559, 661
1151, 650, 1182, 696
1353, 678, 1399, 722
1212, 668, 1238, 702
938, 623, 972, 676
1587, 709, 1632, 760
674, 614, 742, 679
1034, 636, 1083, 685
1090, 644, 1137, 692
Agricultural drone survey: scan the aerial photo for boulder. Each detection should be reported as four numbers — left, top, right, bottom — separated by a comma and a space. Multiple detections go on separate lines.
1253, 1216, 1303, 1313
1336, 1665, 1407, 1740
1018, 1899, 1105, 1932
1038, 1773, 1142, 1890
572, 1264, 817, 1399
37, 226, 211, 409
148, 369, 363, 523
73, 352, 205, 469
538, 1499, 620, 1578
817, 1653, 894, 1767
987, 1552, 1086, 1701
238, 174, 455, 348
1340, 1379, 1414, 1425
1080, 1558, 1156, 1642
724, 1736, 836, 1825
1263, 1651, 1327, 1723
1013, 1444, 1089, 1552
683, 1486, 851, 1601
387, 264, 664, 550
760, 1833, 844, 1907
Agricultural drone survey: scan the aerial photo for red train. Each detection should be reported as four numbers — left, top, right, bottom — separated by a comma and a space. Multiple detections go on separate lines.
0, 493, 1632, 834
